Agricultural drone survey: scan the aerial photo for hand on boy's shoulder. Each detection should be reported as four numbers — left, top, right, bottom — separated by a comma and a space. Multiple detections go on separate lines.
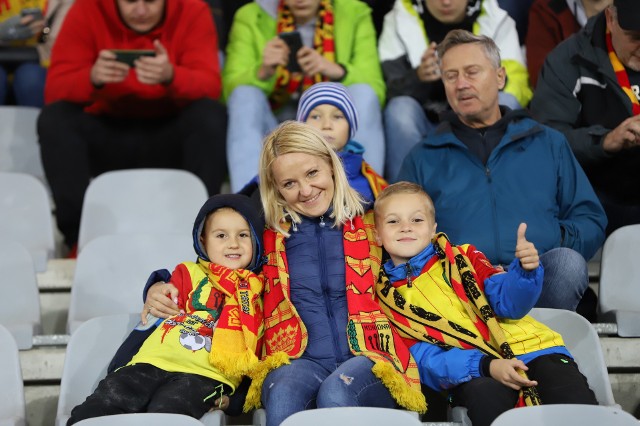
515, 223, 539, 272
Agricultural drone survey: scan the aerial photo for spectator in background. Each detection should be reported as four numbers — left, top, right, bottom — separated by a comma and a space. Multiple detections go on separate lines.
378, 0, 531, 181
530, 0, 640, 235
496, 0, 534, 43
0, 0, 72, 106
398, 30, 606, 319
526, 0, 611, 88
37, 0, 227, 255
223, 0, 385, 192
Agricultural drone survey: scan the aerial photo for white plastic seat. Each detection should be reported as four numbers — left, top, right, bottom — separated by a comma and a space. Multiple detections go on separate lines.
57, 313, 224, 426
0, 240, 41, 349
67, 233, 195, 334
77, 169, 208, 252
0, 324, 26, 426
451, 308, 615, 425
490, 404, 637, 426
279, 407, 423, 426
599, 224, 640, 336
74, 413, 205, 426
0, 106, 46, 185
0, 171, 55, 271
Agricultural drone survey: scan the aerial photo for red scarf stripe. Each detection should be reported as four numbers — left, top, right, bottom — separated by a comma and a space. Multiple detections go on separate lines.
606, 26, 640, 116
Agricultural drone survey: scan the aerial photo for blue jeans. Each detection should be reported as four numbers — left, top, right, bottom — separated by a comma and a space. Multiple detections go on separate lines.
0, 62, 46, 107
261, 356, 397, 426
383, 96, 436, 182
226, 84, 385, 192
536, 247, 589, 311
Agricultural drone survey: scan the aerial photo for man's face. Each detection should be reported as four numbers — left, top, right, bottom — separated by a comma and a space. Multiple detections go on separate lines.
117, 0, 165, 33
285, 0, 321, 25
440, 42, 505, 128
606, 7, 640, 72
425, 0, 467, 24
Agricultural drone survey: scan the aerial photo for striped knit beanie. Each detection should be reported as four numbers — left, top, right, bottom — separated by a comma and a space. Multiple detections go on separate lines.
296, 82, 359, 140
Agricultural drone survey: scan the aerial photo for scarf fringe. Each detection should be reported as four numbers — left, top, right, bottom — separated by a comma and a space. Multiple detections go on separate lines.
209, 349, 259, 379
372, 362, 428, 414
243, 352, 291, 412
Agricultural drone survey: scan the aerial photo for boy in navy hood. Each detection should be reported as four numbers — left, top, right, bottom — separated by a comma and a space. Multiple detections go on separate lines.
68, 194, 264, 424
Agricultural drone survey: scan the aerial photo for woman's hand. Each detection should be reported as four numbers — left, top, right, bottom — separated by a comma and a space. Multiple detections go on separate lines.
140, 281, 182, 324
489, 358, 538, 390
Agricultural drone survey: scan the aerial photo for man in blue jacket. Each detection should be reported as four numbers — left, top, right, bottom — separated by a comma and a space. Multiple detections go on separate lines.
397, 29, 607, 317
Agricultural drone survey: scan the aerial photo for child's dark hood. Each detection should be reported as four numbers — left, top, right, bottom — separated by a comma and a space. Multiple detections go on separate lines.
192, 194, 265, 272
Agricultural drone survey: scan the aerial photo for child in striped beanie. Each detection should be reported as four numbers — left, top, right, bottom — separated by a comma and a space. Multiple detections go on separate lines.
296, 82, 387, 203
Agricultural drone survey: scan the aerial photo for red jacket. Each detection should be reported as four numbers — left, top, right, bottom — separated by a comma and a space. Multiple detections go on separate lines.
45, 0, 221, 117
525, 0, 580, 88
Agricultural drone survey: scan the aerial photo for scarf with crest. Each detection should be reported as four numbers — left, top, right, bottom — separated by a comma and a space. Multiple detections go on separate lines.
376, 233, 542, 407
196, 260, 264, 385
606, 26, 640, 116
269, 0, 335, 109
244, 211, 427, 413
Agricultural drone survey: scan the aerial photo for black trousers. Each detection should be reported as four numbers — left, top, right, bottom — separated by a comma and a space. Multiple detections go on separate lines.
67, 363, 230, 425
451, 354, 598, 426
37, 98, 228, 246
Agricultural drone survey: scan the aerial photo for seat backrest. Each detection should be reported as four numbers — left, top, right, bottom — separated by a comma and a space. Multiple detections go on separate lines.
280, 407, 423, 426
0, 171, 55, 271
0, 240, 41, 349
529, 308, 615, 406
599, 224, 640, 336
491, 404, 637, 426
0, 106, 46, 183
67, 233, 194, 334
74, 413, 206, 426
56, 313, 141, 426
77, 169, 208, 251
0, 324, 26, 426
57, 313, 224, 426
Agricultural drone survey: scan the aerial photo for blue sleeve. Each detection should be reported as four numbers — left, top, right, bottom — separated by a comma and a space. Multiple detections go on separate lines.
484, 258, 543, 319
555, 135, 607, 260
409, 342, 485, 391
142, 269, 172, 302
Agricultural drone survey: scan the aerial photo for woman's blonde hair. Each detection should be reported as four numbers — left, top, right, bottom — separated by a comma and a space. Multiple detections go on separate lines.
259, 121, 364, 235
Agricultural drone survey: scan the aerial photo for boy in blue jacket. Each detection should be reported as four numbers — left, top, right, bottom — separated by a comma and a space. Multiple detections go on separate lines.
373, 182, 597, 426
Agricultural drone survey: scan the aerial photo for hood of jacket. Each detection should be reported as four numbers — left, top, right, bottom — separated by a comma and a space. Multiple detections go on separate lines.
192, 194, 265, 272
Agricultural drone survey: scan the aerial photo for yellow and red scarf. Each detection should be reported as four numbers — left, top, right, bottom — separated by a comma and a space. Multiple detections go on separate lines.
607, 26, 640, 116
362, 161, 388, 198
197, 261, 265, 382
269, 0, 335, 109
245, 211, 427, 413
377, 233, 542, 407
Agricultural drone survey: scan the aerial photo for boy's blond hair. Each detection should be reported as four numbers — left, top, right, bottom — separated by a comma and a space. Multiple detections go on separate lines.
259, 121, 365, 236
374, 181, 436, 223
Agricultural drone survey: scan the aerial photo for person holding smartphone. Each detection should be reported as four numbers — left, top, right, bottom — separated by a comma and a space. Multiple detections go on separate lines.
38, 0, 228, 257
223, 0, 386, 193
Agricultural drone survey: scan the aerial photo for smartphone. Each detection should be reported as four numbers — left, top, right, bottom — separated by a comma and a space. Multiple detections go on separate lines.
279, 31, 303, 73
111, 49, 156, 67
20, 8, 43, 20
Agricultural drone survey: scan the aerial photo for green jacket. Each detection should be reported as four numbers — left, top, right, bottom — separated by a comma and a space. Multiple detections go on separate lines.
222, 0, 385, 105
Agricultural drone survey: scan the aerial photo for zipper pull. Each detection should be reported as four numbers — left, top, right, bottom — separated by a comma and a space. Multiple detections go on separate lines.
405, 263, 413, 288
319, 215, 325, 227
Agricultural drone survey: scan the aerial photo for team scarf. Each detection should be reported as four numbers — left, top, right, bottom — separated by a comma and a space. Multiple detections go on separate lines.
196, 260, 264, 385
244, 211, 427, 413
361, 161, 388, 198
376, 233, 542, 407
269, 0, 335, 110
606, 26, 640, 116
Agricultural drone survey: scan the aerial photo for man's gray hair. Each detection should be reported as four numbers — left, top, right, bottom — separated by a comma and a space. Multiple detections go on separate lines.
436, 29, 502, 69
